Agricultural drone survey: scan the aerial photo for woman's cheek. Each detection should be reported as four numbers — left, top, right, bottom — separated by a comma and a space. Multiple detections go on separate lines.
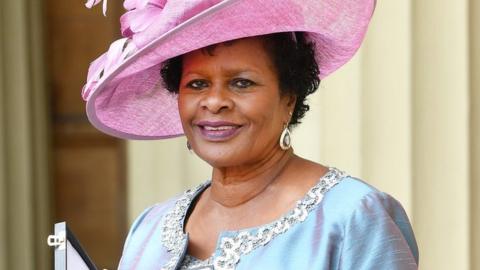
178, 93, 196, 133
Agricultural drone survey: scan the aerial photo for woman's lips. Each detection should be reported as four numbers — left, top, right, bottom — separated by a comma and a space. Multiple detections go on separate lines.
194, 121, 242, 141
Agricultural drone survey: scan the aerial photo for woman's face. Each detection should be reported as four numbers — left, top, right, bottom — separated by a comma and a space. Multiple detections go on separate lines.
178, 37, 295, 168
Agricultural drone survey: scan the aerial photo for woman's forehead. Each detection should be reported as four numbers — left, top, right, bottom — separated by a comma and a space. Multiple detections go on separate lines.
190, 36, 265, 56
181, 37, 275, 75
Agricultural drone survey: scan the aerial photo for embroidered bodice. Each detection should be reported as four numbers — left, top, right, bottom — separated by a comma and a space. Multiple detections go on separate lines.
164, 167, 347, 270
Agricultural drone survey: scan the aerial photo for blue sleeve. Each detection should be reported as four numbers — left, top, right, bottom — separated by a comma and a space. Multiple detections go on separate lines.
338, 191, 419, 269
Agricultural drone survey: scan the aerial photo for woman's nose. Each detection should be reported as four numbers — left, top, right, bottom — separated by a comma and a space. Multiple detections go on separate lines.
199, 85, 234, 113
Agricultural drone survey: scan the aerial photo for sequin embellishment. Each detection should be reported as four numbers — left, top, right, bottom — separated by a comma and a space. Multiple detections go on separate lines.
180, 254, 215, 269
161, 182, 210, 270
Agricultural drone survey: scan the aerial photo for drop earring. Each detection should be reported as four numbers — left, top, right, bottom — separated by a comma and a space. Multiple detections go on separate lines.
279, 124, 292, 150
186, 141, 193, 152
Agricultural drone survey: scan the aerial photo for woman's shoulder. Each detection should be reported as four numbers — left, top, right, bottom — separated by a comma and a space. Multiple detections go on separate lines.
319, 174, 416, 239
322, 175, 407, 218
131, 197, 178, 227
320, 175, 419, 266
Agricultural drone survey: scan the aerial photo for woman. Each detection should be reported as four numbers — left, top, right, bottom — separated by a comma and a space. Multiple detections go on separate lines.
83, 0, 419, 269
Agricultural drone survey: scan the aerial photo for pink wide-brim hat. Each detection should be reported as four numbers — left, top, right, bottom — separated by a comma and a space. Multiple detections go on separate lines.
83, 0, 376, 140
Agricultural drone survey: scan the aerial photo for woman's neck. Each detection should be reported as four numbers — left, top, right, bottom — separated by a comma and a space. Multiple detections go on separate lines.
209, 148, 295, 208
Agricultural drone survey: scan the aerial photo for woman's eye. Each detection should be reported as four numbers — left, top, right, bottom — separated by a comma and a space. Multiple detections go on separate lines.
186, 80, 208, 90
231, 78, 255, 89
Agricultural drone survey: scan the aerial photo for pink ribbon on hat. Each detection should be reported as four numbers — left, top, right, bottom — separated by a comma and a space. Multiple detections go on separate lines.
120, 0, 167, 38
85, 0, 108, 16
82, 38, 137, 100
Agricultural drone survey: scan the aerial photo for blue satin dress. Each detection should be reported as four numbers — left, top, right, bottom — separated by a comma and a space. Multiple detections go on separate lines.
118, 168, 419, 270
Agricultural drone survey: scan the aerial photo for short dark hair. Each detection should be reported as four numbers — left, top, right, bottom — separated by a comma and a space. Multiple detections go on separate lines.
160, 32, 320, 128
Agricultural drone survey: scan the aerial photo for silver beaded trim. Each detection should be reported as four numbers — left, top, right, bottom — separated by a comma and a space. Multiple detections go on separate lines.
161, 168, 346, 270
161, 182, 210, 270
180, 254, 215, 270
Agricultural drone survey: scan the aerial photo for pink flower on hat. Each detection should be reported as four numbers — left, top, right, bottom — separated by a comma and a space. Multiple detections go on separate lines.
120, 0, 167, 39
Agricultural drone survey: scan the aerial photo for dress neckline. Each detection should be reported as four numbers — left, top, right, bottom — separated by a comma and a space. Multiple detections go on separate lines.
161, 167, 348, 270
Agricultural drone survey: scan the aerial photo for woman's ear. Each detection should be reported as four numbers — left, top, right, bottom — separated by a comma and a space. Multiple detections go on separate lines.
287, 95, 297, 109
283, 94, 297, 122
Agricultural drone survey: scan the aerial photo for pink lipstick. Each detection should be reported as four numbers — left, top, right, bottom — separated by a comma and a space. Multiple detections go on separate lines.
195, 121, 242, 141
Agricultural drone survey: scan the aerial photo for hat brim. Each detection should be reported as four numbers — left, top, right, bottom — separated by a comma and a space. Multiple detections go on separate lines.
86, 0, 376, 140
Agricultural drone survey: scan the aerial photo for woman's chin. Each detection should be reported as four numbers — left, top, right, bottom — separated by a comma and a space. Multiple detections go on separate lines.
192, 144, 252, 168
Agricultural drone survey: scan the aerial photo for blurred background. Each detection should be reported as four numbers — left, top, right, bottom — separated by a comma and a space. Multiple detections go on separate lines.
0, 0, 478, 269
